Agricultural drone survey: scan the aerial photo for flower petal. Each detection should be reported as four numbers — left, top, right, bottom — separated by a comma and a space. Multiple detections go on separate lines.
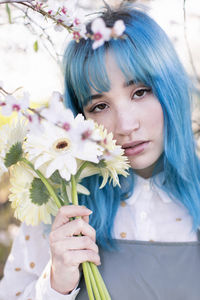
91, 18, 106, 32
77, 183, 90, 195
34, 153, 52, 169
113, 20, 126, 36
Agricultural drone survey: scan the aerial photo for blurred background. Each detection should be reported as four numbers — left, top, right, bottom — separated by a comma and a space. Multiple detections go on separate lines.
0, 0, 200, 279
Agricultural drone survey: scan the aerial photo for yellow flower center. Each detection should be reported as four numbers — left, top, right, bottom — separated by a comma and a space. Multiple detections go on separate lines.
53, 138, 71, 152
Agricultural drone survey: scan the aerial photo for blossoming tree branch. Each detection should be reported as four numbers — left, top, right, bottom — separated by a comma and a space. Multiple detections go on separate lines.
0, 0, 126, 50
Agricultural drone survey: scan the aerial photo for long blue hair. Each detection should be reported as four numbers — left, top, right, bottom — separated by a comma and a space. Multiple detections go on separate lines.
63, 4, 200, 249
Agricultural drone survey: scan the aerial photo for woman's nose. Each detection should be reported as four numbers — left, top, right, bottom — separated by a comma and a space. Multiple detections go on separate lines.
114, 109, 140, 136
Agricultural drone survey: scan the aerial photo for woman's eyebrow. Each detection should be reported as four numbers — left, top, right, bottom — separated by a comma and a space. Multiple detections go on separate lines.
90, 94, 104, 101
124, 79, 136, 87
88, 80, 136, 102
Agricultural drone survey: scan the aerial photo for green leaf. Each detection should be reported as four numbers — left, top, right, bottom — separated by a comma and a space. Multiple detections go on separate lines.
33, 40, 39, 52
50, 170, 62, 184
4, 142, 23, 167
30, 178, 50, 206
6, 4, 12, 24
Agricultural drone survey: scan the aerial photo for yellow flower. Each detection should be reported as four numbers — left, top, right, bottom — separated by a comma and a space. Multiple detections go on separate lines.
92, 123, 130, 188
0, 118, 27, 180
99, 146, 130, 188
9, 162, 58, 225
95, 124, 116, 152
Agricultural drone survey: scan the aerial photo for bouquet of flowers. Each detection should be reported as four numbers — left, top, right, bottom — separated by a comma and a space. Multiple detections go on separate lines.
0, 90, 130, 300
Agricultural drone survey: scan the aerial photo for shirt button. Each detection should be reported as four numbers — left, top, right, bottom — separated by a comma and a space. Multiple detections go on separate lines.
120, 201, 127, 207
120, 232, 127, 238
143, 182, 151, 191
140, 211, 147, 220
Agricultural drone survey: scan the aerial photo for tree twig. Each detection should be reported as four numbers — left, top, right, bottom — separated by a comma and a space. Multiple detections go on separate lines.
11, 3, 62, 65
0, 0, 74, 33
0, 0, 32, 4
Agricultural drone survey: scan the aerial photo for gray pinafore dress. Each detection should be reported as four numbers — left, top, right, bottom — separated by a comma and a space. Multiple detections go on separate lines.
76, 234, 200, 300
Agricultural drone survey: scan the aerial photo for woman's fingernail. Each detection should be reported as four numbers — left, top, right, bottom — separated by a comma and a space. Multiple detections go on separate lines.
81, 206, 92, 214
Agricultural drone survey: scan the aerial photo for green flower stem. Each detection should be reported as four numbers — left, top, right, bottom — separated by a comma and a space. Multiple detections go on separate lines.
71, 175, 79, 206
71, 174, 109, 300
89, 263, 108, 300
61, 179, 70, 205
87, 263, 101, 300
21, 158, 62, 209
90, 263, 111, 300
82, 262, 95, 300
75, 161, 89, 181
71, 175, 95, 300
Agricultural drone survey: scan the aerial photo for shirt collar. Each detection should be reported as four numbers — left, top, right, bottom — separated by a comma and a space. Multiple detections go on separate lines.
126, 171, 172, 205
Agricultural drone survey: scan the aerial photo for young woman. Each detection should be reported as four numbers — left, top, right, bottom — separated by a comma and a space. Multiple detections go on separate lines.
1, 3, 200, 299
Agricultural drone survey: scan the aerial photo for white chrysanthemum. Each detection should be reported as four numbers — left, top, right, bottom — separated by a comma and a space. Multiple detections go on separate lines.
96, 124, 116, 152
0, 118, 28, 180
94, 123, 130, 188
9, 162, 58, 226
0, 159, 7, 180
99, 146, 130, 188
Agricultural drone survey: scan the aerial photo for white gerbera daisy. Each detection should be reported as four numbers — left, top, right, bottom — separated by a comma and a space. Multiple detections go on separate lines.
25, 116, 103, 181
25, 121, 78, 181
9, 162, 58, 226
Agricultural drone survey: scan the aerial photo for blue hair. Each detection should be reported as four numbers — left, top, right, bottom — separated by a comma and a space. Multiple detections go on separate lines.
63, 4, 200, 249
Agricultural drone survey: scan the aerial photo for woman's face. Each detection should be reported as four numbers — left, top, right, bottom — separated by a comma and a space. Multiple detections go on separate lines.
83, 52, 164, 178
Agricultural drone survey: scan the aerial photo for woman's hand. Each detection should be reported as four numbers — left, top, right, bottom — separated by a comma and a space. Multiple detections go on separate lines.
49, 205, 100, 295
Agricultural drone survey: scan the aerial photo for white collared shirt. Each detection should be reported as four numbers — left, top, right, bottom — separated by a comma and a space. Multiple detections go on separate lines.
114, 173, 198, 242
0, 173, 197, 299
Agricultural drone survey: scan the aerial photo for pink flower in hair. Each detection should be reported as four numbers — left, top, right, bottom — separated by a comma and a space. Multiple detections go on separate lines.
91, 18, 111, 49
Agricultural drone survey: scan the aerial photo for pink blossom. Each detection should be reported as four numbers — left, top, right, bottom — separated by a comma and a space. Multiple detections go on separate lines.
34, 2, 43, 11
73, 18, 80, 26
0, 101, 6, 107
54, 14, 73, 32
112, 20, 126, 37
91, 18, 111, 49
26, 113, 42, 134
73, 31, 81, 41
1, 92, 29, 116
40, 91, 75, 128
61, 6, 67, 15
62, 122, 71, 131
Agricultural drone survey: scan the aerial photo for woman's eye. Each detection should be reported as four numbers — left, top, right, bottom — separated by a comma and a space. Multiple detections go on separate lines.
89, 103, 108, 113
132, 88, 151, 99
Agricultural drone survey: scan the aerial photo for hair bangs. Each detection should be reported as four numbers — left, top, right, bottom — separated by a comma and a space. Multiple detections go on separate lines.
84, 46, 111, 104
64, 39, 111, 113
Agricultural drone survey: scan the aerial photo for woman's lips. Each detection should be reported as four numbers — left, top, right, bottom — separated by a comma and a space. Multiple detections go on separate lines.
123, 141, 150, 156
